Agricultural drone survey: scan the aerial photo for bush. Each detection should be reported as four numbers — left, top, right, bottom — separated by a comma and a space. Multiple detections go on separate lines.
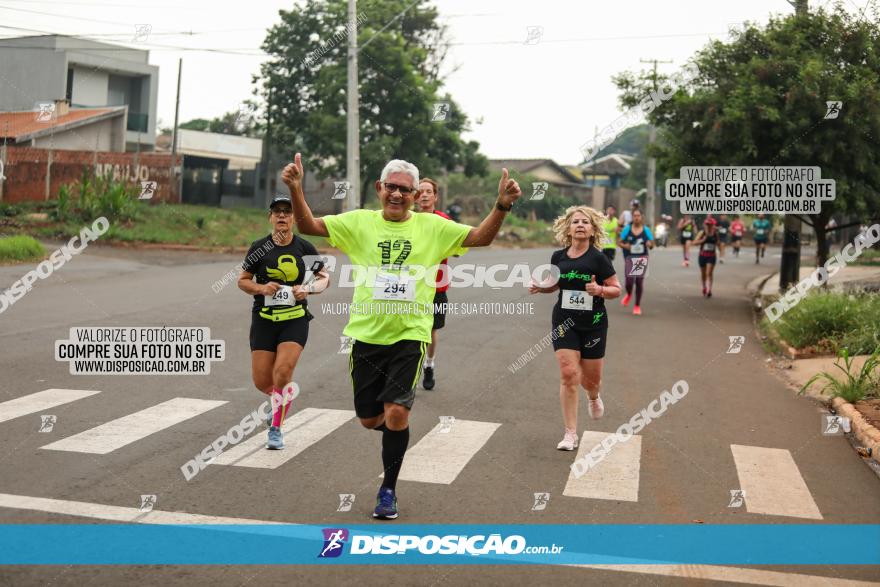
53, 170, 140, 223
767, 291, 880, 354
800, 347, 880, 403
0, 235, 45, 262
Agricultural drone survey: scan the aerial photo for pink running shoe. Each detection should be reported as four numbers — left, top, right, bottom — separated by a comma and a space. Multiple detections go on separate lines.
556, 429, 579, 451
621, 293, 632, 306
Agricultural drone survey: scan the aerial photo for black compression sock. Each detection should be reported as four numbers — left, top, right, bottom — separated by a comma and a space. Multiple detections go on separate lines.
380, 427, 410, 491
373, 422, 388, 432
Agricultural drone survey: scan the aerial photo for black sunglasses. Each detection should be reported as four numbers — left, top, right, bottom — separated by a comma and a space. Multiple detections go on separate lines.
383, 182, 416, 196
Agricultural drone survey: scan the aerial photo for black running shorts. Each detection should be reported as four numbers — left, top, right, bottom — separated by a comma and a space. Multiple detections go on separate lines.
432, 290, 448, 330
249, 313, 309, 351
698, 254, 717, 267
350, 339, 426, 418
552, 323, 608, 360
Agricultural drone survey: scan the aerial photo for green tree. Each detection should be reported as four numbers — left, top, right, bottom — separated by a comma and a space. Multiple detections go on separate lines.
257, 0, 487, 207
614, 5, 880, 264
179, 103, 262, 137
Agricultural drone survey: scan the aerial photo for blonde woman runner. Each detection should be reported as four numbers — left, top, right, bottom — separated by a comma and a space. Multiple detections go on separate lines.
529, 206, 622, 451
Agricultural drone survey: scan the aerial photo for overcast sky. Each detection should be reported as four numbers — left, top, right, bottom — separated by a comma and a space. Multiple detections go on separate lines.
0, 0, 848, 164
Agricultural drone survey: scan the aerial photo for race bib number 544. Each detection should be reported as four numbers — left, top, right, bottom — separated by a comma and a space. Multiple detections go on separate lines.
562, 289, 592, 311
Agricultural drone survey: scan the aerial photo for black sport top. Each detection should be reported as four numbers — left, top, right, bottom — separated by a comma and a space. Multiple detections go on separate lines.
242, 234, 320, 314
550, 246, 616, 330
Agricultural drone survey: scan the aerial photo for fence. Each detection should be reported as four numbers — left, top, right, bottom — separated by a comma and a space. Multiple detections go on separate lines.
0, 146, 182, 204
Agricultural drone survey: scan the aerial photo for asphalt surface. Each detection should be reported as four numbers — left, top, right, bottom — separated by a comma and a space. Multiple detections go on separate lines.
0, 241, 878, 586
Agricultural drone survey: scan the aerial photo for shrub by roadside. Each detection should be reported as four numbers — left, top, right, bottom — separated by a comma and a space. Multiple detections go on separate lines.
0, 235, 45, 263
761, 291, 880, 355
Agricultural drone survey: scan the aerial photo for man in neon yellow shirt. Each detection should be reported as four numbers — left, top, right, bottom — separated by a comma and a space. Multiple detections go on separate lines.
282, 153, 522, 520
601, 204, 619, 262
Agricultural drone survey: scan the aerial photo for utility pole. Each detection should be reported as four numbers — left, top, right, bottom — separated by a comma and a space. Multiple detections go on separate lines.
640, 58, 672, 228
345, 0, 360, 212
171, 58, 182, 203
779, 0, 807, 290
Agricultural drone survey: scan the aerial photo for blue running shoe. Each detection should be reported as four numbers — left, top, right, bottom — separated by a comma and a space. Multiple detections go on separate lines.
372, 487, 398, 520
267, 425, 284, 450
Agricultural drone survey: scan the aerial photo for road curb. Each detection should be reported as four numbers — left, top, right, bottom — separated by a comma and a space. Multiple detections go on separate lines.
831, 397, 880, 464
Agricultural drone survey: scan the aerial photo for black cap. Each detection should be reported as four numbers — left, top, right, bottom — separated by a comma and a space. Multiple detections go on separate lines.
269, 195, 292, 210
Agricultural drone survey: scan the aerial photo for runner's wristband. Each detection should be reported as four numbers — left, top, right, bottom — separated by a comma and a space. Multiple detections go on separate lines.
496, 200, 513, 212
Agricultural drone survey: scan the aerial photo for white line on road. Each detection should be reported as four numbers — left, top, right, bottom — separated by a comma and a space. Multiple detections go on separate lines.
0, 389, 101, 424
40, 398, 227, 455
0, 493, 279, 524
563, 431, 641, 502
385, 419, 501, 484
210, 407, 355, 469
731, 444, 823, 519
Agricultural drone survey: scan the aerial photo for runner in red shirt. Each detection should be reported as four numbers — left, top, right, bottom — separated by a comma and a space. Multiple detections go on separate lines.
417, 177, 450, 390
730, 215, 745, 258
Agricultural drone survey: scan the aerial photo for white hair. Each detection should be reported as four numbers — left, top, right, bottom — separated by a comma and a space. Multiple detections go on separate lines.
380, 159, 419, 188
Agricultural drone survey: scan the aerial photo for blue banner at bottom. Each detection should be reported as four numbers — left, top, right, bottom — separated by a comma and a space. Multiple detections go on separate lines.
0, 524, 877, 565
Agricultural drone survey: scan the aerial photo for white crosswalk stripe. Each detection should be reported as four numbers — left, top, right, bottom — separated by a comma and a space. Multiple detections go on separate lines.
563, 431, 641, 502
210, 407, 355, 469
383, 419, 501, 484
40, 398, 227, 454
0, 389, 101, 424
731, 444, 822, 519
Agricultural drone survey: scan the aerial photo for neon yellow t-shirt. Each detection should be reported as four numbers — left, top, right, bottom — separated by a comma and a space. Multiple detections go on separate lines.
602, 217, 619, 249
324, 209, 471, 345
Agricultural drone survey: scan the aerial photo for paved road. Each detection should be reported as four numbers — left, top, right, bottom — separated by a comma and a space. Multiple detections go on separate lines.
0, 242, 878, 586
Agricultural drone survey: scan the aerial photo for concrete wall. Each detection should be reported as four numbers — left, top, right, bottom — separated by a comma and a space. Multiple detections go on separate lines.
31, 117, 122, 152
0, 146, 181, 203
0, 46, 67, 110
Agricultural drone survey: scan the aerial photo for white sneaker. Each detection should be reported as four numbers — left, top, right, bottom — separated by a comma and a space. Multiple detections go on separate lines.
556, 430, 579, 451
589, 397, 605, 419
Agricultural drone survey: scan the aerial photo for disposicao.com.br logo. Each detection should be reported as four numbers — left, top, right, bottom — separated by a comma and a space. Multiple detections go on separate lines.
317, 528, 562, 558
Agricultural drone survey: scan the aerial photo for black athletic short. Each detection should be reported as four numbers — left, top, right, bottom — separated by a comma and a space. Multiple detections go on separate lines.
698, 254, 717, 267
731, 235, 743, 243
602, 248, 616, 262
249, 313, 309, 351
432, 290, 448, 330
552, 323, 608, 360
350, 339, 425, 418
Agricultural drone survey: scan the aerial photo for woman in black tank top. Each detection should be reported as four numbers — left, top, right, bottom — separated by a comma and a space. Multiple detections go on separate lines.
692, 218, 719, 298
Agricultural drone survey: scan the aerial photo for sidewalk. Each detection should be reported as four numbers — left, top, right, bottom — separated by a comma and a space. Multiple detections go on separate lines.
748, 264, 880, 298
